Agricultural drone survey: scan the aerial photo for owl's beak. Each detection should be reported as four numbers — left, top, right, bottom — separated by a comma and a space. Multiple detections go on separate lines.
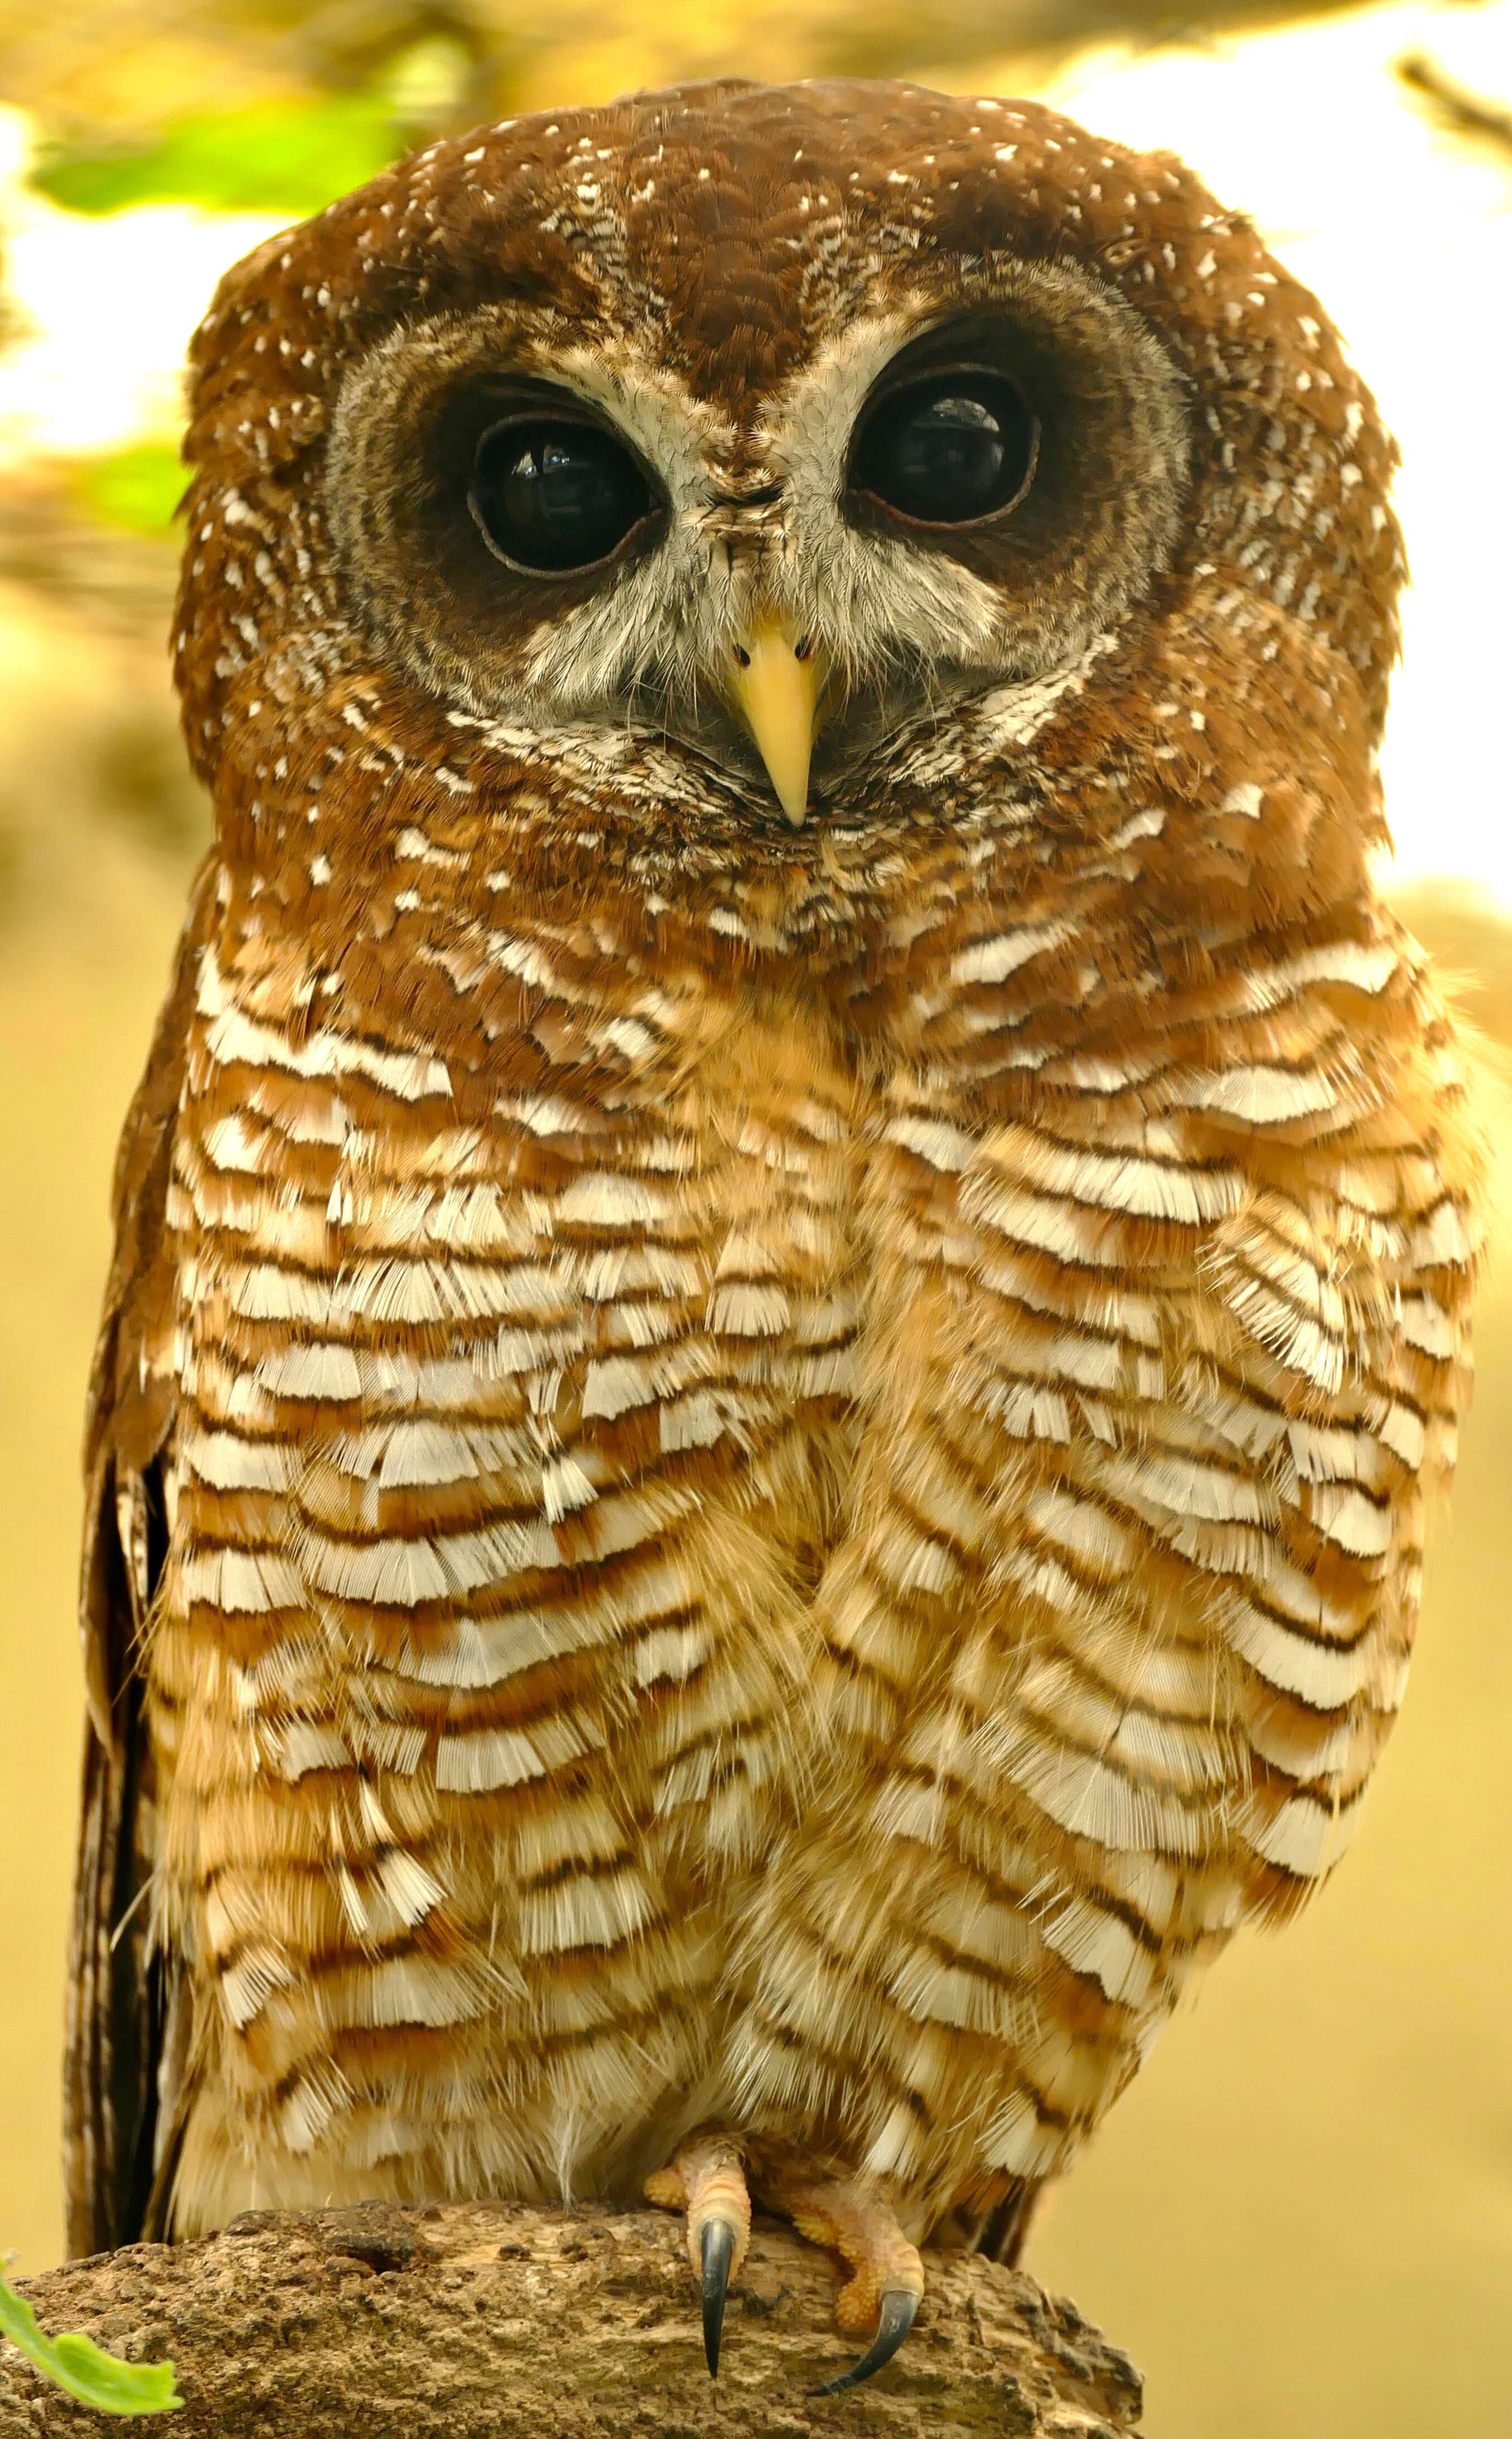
724, 612, 830, 827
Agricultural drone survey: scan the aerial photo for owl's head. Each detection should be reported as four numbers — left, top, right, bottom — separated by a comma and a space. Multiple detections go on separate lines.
177, 79, 1402, 912
311, 95, 1190, 828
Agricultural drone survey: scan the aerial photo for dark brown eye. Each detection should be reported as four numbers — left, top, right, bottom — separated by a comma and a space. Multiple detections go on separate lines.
850, 371, 1038, 527
468, 416, 654, 573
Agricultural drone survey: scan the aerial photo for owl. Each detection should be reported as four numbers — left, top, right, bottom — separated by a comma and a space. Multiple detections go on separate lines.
66, 75, 1482, 2395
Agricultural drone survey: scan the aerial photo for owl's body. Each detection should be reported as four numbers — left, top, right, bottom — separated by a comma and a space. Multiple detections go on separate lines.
68, 78, 1481, 2357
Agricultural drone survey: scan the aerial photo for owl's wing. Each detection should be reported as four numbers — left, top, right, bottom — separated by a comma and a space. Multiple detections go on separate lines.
65, 854, 217, 2257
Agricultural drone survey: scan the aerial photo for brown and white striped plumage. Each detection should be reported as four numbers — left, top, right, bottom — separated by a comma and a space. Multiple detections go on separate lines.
67, 76, 1482, 2292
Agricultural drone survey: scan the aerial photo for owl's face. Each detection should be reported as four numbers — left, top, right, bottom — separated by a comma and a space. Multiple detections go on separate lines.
177, 79, 1402, 914
324, 233, 1187, 821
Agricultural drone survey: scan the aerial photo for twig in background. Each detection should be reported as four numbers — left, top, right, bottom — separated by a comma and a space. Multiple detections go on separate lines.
1397, 51, 1512, 157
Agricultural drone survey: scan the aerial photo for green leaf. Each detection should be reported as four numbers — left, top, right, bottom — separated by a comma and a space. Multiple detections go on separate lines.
0, 2268, 183, 2416
72, 443, 187, 535
32, 93, 403, 218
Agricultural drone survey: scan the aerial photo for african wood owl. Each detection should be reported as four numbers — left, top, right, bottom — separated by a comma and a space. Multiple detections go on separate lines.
66, 75, 1483, 2393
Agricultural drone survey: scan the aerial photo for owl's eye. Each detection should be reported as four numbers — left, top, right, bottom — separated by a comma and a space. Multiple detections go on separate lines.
468, 416, 654, 573
850, 372, 1039, 528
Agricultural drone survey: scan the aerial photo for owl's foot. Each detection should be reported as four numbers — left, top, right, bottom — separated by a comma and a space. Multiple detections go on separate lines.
644, 2130, 751, 2377
754, 2162, 925, 2394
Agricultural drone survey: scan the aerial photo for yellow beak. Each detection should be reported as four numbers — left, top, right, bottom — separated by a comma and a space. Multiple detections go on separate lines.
724, 612, 830, 828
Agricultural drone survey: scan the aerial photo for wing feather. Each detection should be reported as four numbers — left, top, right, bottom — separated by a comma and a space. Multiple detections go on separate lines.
64, 855, 218, 2257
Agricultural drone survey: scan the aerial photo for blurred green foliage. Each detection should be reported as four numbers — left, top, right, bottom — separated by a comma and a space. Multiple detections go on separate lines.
69, 446, 186, 535
24, 37, 474, 219
31, 93, 402, 218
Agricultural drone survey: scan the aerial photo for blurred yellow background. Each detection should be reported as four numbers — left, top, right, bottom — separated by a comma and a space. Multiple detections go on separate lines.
0, 6, 1508, 2434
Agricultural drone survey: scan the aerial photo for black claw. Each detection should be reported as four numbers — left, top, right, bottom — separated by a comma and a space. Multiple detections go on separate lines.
700, 2216, 735, 2378
811, 2286, 920, 2397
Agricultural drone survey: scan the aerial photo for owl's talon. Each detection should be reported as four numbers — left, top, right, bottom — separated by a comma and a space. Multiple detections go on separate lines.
750, 2159, 925, 2388
810, 2285, 920, 2395
701, 2214, 735, 2375
645, 2131, 751, 2378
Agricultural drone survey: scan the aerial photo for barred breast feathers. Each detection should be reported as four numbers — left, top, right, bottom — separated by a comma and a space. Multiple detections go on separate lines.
149, 895, 878, 2227
727, 882, 1484, 2224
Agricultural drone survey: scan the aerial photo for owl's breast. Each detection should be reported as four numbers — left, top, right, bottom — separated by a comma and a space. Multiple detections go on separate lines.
136, 892, 900, 2218
151, 918, 873, 2177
